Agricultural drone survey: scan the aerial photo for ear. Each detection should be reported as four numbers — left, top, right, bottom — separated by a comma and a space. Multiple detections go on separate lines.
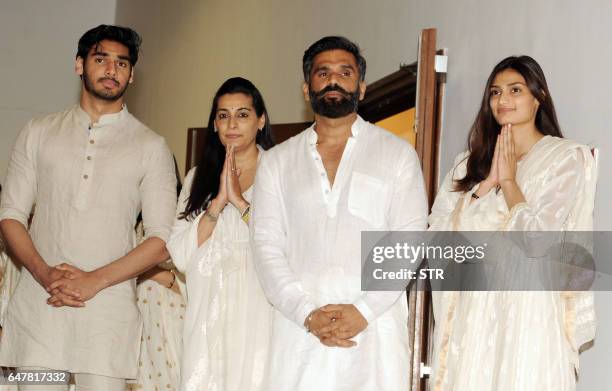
129, 67, 134, 84
258, 113, 266, 131
75, 56, 84, 76
302, 82, 311, 102
358, 80, 367, 101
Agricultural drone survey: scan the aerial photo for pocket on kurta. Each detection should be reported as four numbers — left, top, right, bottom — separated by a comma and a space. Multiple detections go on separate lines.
348, 172, 388, 228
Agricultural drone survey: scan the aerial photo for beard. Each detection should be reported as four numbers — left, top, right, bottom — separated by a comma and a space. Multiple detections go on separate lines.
82, 63, 129, 102
308, 83, 360, 119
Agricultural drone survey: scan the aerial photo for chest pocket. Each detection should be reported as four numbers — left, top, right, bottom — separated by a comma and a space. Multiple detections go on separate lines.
348, 172, 388, 228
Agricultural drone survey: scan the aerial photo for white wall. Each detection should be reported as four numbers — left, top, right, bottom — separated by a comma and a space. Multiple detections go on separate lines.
0, 0, 117, 184
115, 1, 610, 389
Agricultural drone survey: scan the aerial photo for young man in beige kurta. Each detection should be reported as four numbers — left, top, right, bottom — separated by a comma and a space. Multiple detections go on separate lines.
0, 25, 176, 390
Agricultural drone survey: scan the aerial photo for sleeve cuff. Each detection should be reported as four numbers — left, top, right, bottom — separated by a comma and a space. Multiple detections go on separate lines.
0, 209, 30, 230
353, 298, 376, 324
296, 302, 317, 331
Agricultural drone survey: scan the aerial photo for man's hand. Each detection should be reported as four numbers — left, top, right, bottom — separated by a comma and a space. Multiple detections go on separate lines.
307, 307, 355, 348
317, 304, 368, 341
34, 265, 84, 307
306, 304, 368, 347
46, 263, 106, 307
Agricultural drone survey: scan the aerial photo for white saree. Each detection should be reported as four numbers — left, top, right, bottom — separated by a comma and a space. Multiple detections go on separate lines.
428, 136, 597, 391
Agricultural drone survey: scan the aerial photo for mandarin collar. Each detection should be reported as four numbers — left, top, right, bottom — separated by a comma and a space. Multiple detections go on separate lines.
307, 115, 365, 145
74, 104, 128, 128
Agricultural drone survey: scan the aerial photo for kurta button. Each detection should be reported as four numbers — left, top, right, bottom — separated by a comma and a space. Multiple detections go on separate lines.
89, 139, 95, 144
83, 174, 88, 179
86, 156, 92, 160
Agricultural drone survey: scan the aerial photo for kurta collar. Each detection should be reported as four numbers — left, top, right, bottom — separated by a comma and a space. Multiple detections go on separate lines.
307, 115, 366, 145
74, 104, 129, 128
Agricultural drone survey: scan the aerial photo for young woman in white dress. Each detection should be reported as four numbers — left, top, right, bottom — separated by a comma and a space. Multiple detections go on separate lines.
167, 77, 275, 391
429, 56, 597, 391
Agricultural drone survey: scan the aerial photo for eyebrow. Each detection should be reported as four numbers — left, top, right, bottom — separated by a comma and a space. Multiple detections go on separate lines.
92, 51, 131, 62
490, 82, 527, 88
313, 64, 356, 73
217, 107, 252, 112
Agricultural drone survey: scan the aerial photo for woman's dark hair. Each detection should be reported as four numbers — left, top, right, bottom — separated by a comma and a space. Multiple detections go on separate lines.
77, 25, 142, 66
181, 77, 275, 220
454, 55, 563, 192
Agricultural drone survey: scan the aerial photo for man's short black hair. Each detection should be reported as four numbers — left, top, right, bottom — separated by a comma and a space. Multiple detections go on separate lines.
302, 36, 366, 83
76, 25, 142, 66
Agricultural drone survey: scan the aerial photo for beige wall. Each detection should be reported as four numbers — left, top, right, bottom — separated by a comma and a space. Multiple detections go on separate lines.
0, 0, 117, 184
115, 0, 420, 177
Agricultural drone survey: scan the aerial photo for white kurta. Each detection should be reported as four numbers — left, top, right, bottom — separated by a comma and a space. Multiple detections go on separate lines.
167, 166, 273, 391
429, 136, 597, 391
0, 105, 177, 378
251, 116, 428, 391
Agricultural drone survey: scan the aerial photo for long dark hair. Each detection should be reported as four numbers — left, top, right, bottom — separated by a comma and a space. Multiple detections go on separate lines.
181, 77, 275, 220
454, 55, 563, 192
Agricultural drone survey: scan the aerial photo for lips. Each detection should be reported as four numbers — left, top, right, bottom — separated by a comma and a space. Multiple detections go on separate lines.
99, 78, 119, 88
324, 91, 346, 99
225, 134, 241, 139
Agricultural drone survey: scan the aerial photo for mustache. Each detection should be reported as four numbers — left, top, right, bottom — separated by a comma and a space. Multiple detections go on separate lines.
313, 84, 351, 99
98, 77, 119, 86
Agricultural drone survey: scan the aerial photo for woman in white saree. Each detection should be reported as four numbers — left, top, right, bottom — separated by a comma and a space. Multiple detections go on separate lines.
429, 56, 597, 391
166, 77, 275, 391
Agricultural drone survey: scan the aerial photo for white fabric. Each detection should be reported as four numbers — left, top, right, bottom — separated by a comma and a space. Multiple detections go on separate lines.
131, 280, 185, 391
251, 116, 428, 391
0, 105, 177, 378
167, 164, 272, 391
130, 220, 185, 391
428, 136, 598, 391
13, 368, 125, 391
0, 248, 20, 327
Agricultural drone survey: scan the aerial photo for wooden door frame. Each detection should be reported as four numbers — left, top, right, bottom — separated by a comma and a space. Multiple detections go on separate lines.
409, 27, 446, 391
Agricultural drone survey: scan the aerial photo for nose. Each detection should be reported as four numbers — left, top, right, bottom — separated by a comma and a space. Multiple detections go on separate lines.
228, 115, 238, 129
105, 60, 117, 77
328, 71, 340, 85
499, 89, 510, 105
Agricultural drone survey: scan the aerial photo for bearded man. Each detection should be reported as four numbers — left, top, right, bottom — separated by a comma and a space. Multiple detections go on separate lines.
251, 36, 428, 390
0, 25, 176, 390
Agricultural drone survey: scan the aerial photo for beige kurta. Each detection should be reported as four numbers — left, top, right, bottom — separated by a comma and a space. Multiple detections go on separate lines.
428, 136, 597, 391
0, 105, 177, 379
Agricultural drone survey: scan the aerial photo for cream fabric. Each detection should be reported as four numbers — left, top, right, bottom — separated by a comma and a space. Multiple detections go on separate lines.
251, 116, 428, 391
0, 249, 20, 327
131, 279, 185, 391
131, 222, 186, 391
167, 164, 273, 391
0, 105, 177, 379
429, 135, 598, 391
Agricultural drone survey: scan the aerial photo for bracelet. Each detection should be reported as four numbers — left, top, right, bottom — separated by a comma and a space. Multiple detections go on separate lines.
166, 269, 176, 289
240, 204, 251, 224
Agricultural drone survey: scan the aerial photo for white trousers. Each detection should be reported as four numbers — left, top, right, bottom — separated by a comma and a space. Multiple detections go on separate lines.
15, 367, 125, 391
